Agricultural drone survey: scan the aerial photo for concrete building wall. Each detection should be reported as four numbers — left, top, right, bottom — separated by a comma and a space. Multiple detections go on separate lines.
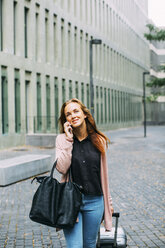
0, 0, 150, 148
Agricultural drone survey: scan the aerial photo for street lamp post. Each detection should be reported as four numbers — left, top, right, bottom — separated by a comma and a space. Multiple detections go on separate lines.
89, 39, 102, 117
143, 71, 150, 137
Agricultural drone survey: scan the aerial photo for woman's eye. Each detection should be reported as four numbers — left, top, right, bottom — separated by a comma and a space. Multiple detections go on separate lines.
66, 113, 71, 117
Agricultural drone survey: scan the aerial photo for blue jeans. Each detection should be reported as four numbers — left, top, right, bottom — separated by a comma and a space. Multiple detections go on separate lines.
63, 194, 104, 248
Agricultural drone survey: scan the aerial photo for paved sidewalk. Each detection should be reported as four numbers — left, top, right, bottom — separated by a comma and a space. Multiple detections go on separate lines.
0, 126, 165, 247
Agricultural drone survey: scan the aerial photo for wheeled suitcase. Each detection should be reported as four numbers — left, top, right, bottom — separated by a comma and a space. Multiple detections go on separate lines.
96, 213, 127, 248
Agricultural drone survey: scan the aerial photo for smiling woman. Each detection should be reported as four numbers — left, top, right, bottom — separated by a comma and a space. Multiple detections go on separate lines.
58, 98, 109, 153
64, 102, 87, 140
55, 98, 113, 248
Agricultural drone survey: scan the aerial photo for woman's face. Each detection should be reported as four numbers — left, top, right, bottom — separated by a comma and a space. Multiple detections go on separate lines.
64, 102, 86, 128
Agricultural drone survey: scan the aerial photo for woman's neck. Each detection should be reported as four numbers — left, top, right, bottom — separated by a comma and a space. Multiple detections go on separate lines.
73, 123, 88, 141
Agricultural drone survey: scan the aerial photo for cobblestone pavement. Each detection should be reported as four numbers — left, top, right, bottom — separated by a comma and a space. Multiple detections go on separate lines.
0, 126, 165, 248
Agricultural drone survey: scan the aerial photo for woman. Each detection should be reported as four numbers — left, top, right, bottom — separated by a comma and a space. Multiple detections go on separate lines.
55, 98, 113, 248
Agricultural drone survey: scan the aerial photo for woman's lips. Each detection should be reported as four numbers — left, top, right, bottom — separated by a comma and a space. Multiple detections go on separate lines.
72, 119, 79, 124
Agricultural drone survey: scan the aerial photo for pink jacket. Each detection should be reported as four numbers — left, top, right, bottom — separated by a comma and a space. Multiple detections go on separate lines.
55, 133, 113, 231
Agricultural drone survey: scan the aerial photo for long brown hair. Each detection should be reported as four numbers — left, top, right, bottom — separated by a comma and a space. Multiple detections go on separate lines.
58, 98, 110, 154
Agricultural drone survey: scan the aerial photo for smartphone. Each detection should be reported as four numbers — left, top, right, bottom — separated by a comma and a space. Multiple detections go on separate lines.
68, 124, 73, 134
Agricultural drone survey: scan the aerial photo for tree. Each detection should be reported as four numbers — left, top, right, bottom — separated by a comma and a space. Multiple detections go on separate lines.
144, 24, 165, 41
146, 77, 165, 88
144, 24, 165, 88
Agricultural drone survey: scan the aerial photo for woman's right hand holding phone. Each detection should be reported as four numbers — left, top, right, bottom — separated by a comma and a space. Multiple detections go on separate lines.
64, 122, 73, 139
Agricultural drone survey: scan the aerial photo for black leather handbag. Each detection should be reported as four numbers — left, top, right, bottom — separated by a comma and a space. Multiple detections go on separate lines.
29, 160, 82, 229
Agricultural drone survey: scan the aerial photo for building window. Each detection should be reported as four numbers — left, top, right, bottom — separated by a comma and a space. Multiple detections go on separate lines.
104, 88, 107, 123
45, 10, 49, 62
85, 33, 89, 74
112, 89, 114, 123
74, 27, 77, 70
13, 1, 17, 54
62, 78, 66, 103
100, 87, 103, 123
86, 84, 90, 109
130, 94, 133, 121
53, 15, 58, 65
46, 77, 51, 130
115, 90, 118, 123
118, 91, 121, 122
61, 0, 64, 9
35, 12, 39, 61
25, 80, 30, 133
54, 77, 59, 130
128, 93, 131, 121
24, 7, 29, 58
15, 70, 21, 133
95, 45, 98, 78
1, 71, 8, 134
61, 19, 65, 67
123, 92, 126, 122
69, 80, 72, 99
106, 4, 109, 36
102, 1, 105, 33
0, 0, 3, 51
99, 45, 102, 78
121, 91, 123, 122
102, 44, 105, 79
80, 30, 83, 73
126, 93, 129, 122
75, 81, 79, 99
108, 88, 111, 122
81, 82, 84, 104
68, 23, 71, 69
96, 86, 99, 124
90, 0, 93, 25
74, 0, 77, 17
36, 74, 42, 131
80, 0, 83, 21
99, 0, 101, 29
85, 0, 88, 23
68, 0, 71, 12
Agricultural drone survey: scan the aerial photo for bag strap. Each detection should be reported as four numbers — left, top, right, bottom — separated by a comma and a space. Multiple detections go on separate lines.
68, 167, 72, 182
50, 159, 72, 182
50, 159, 58, 178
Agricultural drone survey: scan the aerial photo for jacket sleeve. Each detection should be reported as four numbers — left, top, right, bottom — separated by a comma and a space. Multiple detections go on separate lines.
103, 151, 113, 206
102, 137, 113, 205
55, 134, 73, 175
100, 149, 113, 231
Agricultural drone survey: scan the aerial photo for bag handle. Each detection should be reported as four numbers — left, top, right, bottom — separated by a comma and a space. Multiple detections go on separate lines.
50, 159, 72, 182
50, 159, 58, 178
31, 159, 71, 184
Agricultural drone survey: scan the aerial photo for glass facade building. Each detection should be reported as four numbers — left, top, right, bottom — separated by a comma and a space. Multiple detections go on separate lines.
0, 0, 150, 148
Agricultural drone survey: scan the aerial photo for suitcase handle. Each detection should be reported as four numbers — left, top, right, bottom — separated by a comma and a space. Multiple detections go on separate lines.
97, 212, 120, 248
113, 212, 120, 247
112, 212, 120, 218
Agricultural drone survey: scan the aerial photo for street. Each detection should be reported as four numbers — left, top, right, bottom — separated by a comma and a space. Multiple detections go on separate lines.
0, 126, 165, 247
